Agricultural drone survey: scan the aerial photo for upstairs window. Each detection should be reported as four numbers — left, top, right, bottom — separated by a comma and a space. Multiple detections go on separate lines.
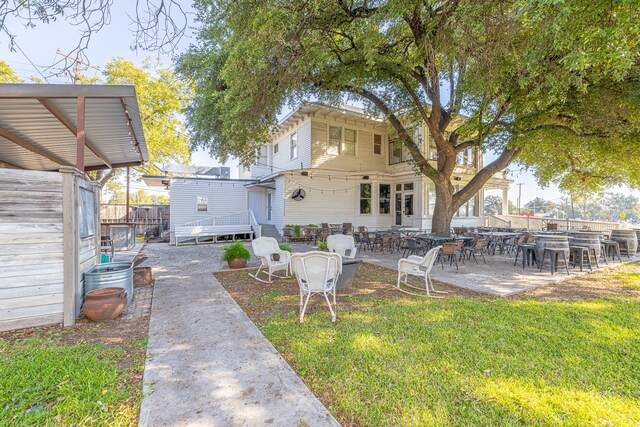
342, 128, 356, 155
328, 126, 341, 155
273, 143, 279, 154
373, 134, 382, 155
359, 183, 372, 214
290, 132, 298, 160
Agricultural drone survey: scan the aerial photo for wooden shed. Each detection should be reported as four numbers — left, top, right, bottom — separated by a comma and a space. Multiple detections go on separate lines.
0, 84, 148, 332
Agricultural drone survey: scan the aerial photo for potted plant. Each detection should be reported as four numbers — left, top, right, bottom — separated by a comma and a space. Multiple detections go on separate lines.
222, 242, 251, 268
317, 241, 329, 252
294, 225, 302, 239
273, 243, 292, 261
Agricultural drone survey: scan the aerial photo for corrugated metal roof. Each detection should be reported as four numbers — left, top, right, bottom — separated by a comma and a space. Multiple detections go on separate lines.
0, 84, 148, 171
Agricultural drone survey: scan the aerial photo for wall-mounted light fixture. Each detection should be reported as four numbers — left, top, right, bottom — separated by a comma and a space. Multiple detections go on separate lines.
362, 175, 369, 180
301, 171, 309, 176
454, 176, 462, 181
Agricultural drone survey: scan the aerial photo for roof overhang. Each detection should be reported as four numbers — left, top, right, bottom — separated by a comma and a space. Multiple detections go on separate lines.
142, 175, 171, 188
0, 83, 148, 172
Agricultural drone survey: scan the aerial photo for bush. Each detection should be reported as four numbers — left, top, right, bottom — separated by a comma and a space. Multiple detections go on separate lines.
222, 242, 251, 262
279, 243, 293, 252
317, 240, 328, 250
294, 225, 302, 237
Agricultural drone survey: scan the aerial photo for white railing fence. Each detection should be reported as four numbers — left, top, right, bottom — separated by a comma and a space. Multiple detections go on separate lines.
174, 210, 261, 245
485, 215, 627, 231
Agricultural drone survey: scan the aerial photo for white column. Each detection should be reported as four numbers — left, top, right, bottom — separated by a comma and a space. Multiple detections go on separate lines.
502, 188, 509, 215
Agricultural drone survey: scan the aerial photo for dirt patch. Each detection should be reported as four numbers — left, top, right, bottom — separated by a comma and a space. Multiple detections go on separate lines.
215, 262, 489, 324
512, 261, 640, 301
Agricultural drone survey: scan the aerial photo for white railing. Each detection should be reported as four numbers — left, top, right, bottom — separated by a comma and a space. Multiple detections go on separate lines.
174, 210, 260, 245
485, 215, 626, 231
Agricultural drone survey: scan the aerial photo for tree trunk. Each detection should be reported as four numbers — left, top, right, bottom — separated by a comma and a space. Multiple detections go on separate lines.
431, 179, 456, 236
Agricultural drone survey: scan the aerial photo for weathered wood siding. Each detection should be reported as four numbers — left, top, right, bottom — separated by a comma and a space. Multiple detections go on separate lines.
77, 178, 99, 315
0, 169, 64, 332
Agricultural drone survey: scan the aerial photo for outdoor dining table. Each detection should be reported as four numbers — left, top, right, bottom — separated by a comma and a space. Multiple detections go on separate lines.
477, 232, 520, 238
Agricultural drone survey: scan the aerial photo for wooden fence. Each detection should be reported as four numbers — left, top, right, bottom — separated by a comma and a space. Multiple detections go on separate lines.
100, 204, 170, 236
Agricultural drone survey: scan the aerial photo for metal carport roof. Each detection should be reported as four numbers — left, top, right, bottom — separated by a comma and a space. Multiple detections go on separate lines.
0, 84, 148, 171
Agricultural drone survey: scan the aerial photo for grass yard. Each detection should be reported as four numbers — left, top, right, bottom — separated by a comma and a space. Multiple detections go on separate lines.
216, 263, 640, 427
0, 317, 148, 426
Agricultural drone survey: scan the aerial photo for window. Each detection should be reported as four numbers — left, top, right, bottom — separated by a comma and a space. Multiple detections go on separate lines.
273, 143, 279, 154
428, 185, 436, 215
359, 183, 372, 214
404, 183, 414, 191
329, 126, 341, 155
389, 137, 402, 164
379, 184, 391, 214
196, 196, 208, 212
342, 128, 356, 155
395, 184, 402, 191
373, 134, 382, 155
290, 132, 298, 160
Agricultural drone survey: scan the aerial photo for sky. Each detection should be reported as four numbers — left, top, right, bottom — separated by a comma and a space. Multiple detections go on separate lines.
0, 3, 633, 208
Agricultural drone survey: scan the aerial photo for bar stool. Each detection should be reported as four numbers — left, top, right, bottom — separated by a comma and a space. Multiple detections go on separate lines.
514, 243, 537, 268
601, 240, 622, 263
539, 247, 570, 275
569, 246, 592, 272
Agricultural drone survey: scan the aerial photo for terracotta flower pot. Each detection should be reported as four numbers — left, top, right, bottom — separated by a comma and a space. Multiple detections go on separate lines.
227, 258, 247, 269
82, 287, 127, 322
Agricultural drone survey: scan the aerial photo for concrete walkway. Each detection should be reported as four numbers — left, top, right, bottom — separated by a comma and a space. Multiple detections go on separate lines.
138, 243, 340, 427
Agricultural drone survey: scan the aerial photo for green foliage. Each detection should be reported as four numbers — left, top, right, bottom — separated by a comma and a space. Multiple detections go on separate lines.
293, 225, 302, 238
178, 0, 640, 233
279, 243, 293, 253
0, 336, 145, 426
222, 242, 251, 261
317, 240, 328, 251
0, 60, 23, 83
102, 58, 193, 176
483, 195, 504, 216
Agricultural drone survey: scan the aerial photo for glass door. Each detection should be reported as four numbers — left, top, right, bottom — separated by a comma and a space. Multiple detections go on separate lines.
267, 192, 273, 222
403, 193, 414, 226
395, 192, 402, 226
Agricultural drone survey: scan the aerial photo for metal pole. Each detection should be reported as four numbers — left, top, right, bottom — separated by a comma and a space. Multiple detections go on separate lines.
126, 167, 130, 222
76, 96, 85, 171
517, 183, 523, 215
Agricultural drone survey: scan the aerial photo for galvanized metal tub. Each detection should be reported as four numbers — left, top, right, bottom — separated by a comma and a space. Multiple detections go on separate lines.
568, 231, 602, 259
84, 262, 133, 305
610, 230, 638, 255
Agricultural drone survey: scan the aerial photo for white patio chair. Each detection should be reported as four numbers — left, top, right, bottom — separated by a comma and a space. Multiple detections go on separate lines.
327, 234, 357, 259
397, 245, 445, 297
290, 251, 342, 322
249, 237, 291, 283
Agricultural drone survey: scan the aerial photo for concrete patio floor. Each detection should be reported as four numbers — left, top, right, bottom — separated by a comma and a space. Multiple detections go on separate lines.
138, 243, 339, 427
358, 247, 640, 297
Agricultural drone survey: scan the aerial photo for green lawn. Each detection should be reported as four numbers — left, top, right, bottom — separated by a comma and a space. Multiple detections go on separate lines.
222, 265, 640, 426
0, 326, 146, 426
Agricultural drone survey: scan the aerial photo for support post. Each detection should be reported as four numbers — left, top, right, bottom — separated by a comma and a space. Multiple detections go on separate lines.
502, 188, 509, 215
126, 166, 130, 222
76, 96, 85, 172
61, 167, 79, 326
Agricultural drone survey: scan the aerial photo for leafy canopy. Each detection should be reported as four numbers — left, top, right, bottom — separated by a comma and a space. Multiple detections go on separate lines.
178, 0, 640, 218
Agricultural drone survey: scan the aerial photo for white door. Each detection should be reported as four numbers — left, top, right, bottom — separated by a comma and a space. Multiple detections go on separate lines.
395, 182, 414, 227
248, 191, 263, 223
267, 192, 273, 222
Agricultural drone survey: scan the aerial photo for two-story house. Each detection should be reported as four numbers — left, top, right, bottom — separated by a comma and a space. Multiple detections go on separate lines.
239, 102, 511, 233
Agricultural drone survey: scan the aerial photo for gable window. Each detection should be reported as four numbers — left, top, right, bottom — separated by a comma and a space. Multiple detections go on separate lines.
373, 134, 382, 155
273, 143, 279, 154
290, 132, 298, 160
359, 183, 372, 214
329, 126, 341, 155
379, 184, 391, 214
196, 196, 208, 212
342, 128, 356, 155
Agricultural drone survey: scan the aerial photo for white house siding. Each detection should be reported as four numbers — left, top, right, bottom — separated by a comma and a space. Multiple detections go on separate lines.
0, 169, 64, 332
270, 120, 312, 173
271, 176, 286, 230
169, 178, 254, 231
282, 175, 395, 230
310, 118, 388, 172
